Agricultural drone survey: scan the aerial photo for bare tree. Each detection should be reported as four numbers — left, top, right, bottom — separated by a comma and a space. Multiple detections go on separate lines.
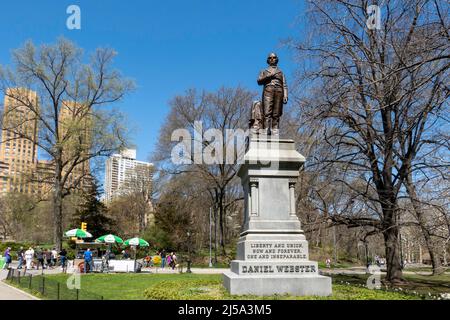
154, 87, 255, 255
0, 38, 133, 250
292, 0, 449, 283
122, 164, 155, 233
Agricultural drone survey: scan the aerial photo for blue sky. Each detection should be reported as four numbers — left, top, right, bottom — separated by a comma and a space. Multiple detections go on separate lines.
0, 0, 306, 163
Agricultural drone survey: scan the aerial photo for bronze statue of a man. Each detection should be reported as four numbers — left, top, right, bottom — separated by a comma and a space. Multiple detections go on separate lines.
257, 53, 288, 136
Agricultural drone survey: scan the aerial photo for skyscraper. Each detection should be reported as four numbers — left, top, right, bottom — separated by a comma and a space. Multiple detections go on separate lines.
0, 88, 38, 194
0, 91, 93, 196
104, 149, 153, 203
59, 100, 93, 191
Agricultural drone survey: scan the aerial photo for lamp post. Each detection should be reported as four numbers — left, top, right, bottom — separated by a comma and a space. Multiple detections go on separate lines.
186, 231, 192, 273
327, 218, 337, 265
209, 207, 213, 268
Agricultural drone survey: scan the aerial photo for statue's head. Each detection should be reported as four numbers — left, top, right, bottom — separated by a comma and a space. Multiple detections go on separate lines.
267, 53, 279, 66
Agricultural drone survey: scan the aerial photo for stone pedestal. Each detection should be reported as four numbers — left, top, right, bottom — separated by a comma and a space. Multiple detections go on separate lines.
223, 137, 332, 296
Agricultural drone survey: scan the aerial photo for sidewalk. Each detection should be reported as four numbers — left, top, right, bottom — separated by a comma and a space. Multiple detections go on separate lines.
0, 270, 39, 300
146, 267, 229, 274
320, 267, 450, 276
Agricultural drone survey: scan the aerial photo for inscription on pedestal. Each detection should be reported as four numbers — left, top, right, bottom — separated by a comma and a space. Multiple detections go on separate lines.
240, 241, 309, 260
242, 264, 316, 274
231, 260, 319, 276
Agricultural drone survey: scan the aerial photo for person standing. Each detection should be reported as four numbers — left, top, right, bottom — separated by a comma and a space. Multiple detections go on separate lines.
160, 249, 166, 269
84, 248, 93, 274
17, 247, 25, 269
24, 247, 34, 271
59, 248, 67, 273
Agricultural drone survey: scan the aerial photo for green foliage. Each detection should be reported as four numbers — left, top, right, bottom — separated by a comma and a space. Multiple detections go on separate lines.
0, 242, 31, 258
143, 277, 417, 300
140, 224, 173, 250
144, 279, 226, 300
71, 181, 116, 239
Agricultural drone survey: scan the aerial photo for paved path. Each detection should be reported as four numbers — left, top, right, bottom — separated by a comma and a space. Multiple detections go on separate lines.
145, 267, 229, 274
0, 270, 38, 300
4, 262, 229, 275
320, 266, 450, 276
4, 262, 449, 277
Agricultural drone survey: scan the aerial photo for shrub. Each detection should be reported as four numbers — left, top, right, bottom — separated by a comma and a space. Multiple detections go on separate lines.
144, 279, 225, 300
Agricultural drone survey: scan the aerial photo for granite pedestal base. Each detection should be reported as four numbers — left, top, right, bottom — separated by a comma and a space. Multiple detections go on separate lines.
223, 137, 332, 297
223, 272, 332, 296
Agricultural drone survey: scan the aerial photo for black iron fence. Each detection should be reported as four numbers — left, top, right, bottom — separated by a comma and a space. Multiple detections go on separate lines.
6, 268, 104, 300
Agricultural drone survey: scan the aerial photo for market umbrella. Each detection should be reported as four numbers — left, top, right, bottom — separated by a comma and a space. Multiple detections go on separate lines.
124, 238, 149, 247
95, 234, 124, 244
64, 229, 92, 238
124, 238, 150, 270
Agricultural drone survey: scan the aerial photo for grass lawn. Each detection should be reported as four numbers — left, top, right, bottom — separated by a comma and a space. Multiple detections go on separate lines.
35, 273, 432, 300
330, 273, 450, 296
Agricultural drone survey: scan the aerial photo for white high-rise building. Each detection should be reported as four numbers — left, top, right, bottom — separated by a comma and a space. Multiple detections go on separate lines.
104, 149, 153, 203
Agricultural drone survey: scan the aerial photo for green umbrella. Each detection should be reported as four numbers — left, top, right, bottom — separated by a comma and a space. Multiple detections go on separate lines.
64, 229, 92, 238
124, 238, 150, 269
124, 238, 149, 247
95, 234, 124, 244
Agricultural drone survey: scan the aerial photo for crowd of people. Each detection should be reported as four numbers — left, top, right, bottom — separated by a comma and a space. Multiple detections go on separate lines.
3, 246, 179, 273
142, 249, 178, 270
2, 246, 68, 272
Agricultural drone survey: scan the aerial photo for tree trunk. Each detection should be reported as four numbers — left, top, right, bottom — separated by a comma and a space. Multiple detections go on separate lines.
383, 221, 403, 283
405, 173, 444, 275
53, 163, 63, 252
379, 190, 404, 283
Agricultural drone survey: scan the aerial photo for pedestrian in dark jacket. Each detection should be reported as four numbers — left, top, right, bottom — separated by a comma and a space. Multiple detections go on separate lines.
35, 247, 45, 270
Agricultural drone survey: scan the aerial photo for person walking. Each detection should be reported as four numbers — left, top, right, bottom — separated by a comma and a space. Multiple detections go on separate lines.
59, 248, 67, 273
24, 247, 34, 271
17, 247, 25, 269
171, 252, 177, 270
51, 248, 58, 267
166, 253, 172, 270
84, 248, 93, 274
45, 249, 52, 269
35, 247, 45, 270
3, 247, 12, 269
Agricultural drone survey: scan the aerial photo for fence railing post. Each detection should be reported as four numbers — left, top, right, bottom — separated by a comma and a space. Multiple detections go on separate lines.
29, 274, 32, 290
17, 271, 21, 285
57, 282, 60, 300
76, 289, 79, 300
41, 277, 45, 295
